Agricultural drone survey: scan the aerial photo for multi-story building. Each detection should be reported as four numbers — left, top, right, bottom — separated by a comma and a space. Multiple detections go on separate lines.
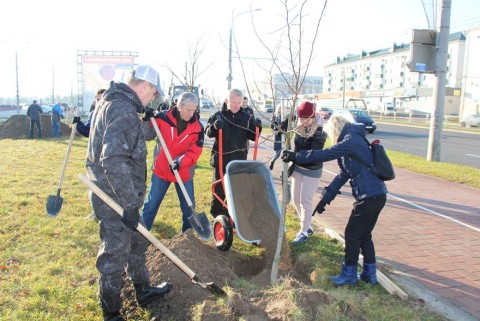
460, 26, 480, 117
319, 32, 467, 115
247, 73, 323, 103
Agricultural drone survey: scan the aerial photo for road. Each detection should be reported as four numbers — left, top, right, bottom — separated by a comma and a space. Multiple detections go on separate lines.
370, 123, 480, 169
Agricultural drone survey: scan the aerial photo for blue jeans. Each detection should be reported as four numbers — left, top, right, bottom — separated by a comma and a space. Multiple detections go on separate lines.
51, 120, 61, 137
141, 173, 194, 232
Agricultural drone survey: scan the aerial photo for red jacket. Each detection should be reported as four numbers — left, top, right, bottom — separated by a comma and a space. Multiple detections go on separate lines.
147, 108, 204, 182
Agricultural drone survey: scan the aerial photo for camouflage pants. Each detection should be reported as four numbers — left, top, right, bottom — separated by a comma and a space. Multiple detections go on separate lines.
90, 192, 150, 313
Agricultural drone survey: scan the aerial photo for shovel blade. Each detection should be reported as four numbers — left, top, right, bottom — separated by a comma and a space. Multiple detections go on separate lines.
188, 211, 212, 241
46, 194, 63, 217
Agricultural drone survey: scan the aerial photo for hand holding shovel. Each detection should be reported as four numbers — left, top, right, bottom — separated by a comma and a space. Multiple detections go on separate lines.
150, 118, 212, 241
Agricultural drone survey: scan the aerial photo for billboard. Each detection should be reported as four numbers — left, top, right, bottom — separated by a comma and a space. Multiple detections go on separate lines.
78, 51, 138, 112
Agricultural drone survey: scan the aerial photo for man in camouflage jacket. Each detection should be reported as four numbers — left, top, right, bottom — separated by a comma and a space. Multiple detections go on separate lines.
86, 65, 172, 321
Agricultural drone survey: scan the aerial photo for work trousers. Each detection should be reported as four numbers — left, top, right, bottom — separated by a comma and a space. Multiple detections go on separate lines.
29, 119, 42, 138
344, 194, 386, 266
90, 191, 150, 313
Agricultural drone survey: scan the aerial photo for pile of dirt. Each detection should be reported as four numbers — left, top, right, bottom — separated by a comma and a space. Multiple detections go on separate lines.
116, 171, 364, 320
0, 115, 71, 139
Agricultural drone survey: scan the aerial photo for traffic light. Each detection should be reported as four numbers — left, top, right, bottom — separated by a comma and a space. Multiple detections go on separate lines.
406, 29, 437, 73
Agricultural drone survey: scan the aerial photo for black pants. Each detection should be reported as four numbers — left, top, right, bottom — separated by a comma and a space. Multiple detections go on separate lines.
210, 165, 229, 218
344, 194, 386, 266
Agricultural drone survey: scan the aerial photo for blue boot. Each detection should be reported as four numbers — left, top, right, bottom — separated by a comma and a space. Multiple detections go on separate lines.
329, 263, 358, 286
360, 262, 379, 285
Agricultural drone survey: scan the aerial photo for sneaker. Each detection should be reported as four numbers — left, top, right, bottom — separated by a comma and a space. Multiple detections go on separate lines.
291, 233, 308, 245
307, 227, 314, 236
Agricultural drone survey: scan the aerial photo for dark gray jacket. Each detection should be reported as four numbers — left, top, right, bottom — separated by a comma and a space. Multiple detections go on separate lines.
27, 104, 42, 121
86, 82, 147, 211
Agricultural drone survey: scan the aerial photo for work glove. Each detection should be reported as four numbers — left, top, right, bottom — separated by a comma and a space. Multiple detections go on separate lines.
143, 107, 155, 121
281, 150, 296, 163
255, 118, 262, 127
121, 209, 139, 231
312, 200, 327, 216
169, 160, 180, 174
213, 119, 224, 130
72, 116, 80, 124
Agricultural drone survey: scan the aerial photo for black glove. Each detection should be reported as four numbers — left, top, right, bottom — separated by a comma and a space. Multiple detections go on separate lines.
169, 160, 180, 174
281, 150, 296, 163
121, 209, 139, 230
255, 118, 262, 127
143, 107, 155, 121
213, 119, 224, 130
72, 116, 81, 124
312, 200, 327, 216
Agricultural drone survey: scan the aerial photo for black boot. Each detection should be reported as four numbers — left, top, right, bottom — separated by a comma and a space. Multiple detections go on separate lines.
102, 310, 125, 321
134, 282, 172, 307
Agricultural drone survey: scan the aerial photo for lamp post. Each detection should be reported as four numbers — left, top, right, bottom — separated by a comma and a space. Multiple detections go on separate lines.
227, 8, 261, 90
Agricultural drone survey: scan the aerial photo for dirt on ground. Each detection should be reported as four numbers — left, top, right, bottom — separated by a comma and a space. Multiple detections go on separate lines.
0, 115, 71, 139
117, 170, 366, 320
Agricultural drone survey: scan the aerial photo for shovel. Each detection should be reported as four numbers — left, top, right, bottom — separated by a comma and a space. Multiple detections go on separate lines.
150, 118, 212, 241
46, 120, 77, 217
77, 174, 226, 297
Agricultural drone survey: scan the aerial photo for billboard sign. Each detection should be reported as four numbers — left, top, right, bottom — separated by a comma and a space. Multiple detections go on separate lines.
78, 52, 137, 112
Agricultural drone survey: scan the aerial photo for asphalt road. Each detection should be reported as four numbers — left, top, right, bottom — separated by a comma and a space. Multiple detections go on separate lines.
370, 123, 480, 169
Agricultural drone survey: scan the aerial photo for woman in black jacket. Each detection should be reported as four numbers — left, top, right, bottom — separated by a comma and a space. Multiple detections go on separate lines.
289, 101, 327, 245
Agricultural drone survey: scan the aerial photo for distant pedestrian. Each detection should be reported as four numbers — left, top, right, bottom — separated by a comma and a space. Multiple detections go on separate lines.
241, 96, 254, 116
73, 88, 105, 137
51, 102, 64, 138
27, 100, 43, 139
268, 104, 288, 170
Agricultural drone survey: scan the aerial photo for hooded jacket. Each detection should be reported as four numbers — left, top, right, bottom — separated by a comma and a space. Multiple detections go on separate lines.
86, 81, 147, 211
295, 123, 387, 204
143, 107, 204, 182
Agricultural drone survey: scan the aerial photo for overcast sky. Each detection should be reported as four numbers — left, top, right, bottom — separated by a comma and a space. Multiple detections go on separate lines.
1, 0, 479, 101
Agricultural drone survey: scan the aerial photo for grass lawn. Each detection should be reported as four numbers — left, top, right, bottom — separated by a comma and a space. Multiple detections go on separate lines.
1, 134, 474, 320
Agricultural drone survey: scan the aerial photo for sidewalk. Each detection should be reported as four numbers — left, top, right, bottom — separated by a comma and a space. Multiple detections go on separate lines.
254, 144, 480, 321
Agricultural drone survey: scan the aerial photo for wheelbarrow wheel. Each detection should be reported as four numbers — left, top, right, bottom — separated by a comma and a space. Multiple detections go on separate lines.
213, 215, 233, 252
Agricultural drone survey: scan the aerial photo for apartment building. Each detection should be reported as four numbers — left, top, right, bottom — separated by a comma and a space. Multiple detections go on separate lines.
319, 32, 466, 115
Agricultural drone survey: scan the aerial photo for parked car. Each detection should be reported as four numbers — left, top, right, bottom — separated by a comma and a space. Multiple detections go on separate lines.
332, 109, 377, 133
317, 106, 333, 119
261, 104, 274, 113
41, 105, 53, 114
201, 99, 214, 109
460, 114, 480, 127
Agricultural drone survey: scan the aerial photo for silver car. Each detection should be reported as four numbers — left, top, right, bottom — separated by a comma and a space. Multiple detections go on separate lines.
460, 114, 480, 127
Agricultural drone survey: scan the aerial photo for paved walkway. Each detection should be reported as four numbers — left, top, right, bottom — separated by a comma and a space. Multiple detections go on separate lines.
252, 143, 480, 321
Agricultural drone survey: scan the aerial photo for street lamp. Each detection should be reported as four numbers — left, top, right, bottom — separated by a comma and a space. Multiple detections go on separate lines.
227, 8, 261, 90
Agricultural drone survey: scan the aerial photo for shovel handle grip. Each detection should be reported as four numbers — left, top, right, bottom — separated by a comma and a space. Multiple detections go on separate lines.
78, 174, 196, 279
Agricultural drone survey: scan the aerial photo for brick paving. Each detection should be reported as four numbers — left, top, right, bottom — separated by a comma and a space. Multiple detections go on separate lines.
251, 143, 480, 320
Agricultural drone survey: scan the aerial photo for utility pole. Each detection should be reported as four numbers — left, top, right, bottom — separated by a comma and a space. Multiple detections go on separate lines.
52, 66, 55, 104
15, 52, 20, 115
427, 0, 451, 161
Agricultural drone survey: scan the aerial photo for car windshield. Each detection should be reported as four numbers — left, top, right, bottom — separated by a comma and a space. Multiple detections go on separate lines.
350, 110, 369, 118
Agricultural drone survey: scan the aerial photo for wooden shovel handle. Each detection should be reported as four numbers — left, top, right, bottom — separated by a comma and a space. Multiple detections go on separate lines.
77, 174, 196, 279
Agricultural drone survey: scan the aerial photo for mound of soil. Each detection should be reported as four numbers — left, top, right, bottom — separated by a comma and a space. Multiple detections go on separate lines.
116, 171, 362, 320
0, 115, 71, 139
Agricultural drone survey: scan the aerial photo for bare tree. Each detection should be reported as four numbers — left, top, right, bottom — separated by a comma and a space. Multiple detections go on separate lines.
234, 0, 328, 283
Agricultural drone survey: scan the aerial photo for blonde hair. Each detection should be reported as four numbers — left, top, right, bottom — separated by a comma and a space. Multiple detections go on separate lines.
323, 115, 350, 144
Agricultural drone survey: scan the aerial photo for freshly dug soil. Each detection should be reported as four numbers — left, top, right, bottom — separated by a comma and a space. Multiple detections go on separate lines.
0, 115, 71, 139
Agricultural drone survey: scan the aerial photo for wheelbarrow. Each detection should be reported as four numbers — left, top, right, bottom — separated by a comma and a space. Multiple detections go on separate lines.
211, 127, 282, 251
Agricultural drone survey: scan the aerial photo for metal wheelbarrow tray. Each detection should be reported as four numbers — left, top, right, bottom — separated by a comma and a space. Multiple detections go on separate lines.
213, 160, 282, 250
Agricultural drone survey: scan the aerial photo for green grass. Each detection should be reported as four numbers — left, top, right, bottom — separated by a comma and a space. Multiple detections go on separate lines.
0, 135, 471, 320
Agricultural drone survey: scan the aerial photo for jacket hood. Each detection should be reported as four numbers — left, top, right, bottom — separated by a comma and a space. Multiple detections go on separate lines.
102, 81, 145, 114
338, 122, 366, 141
